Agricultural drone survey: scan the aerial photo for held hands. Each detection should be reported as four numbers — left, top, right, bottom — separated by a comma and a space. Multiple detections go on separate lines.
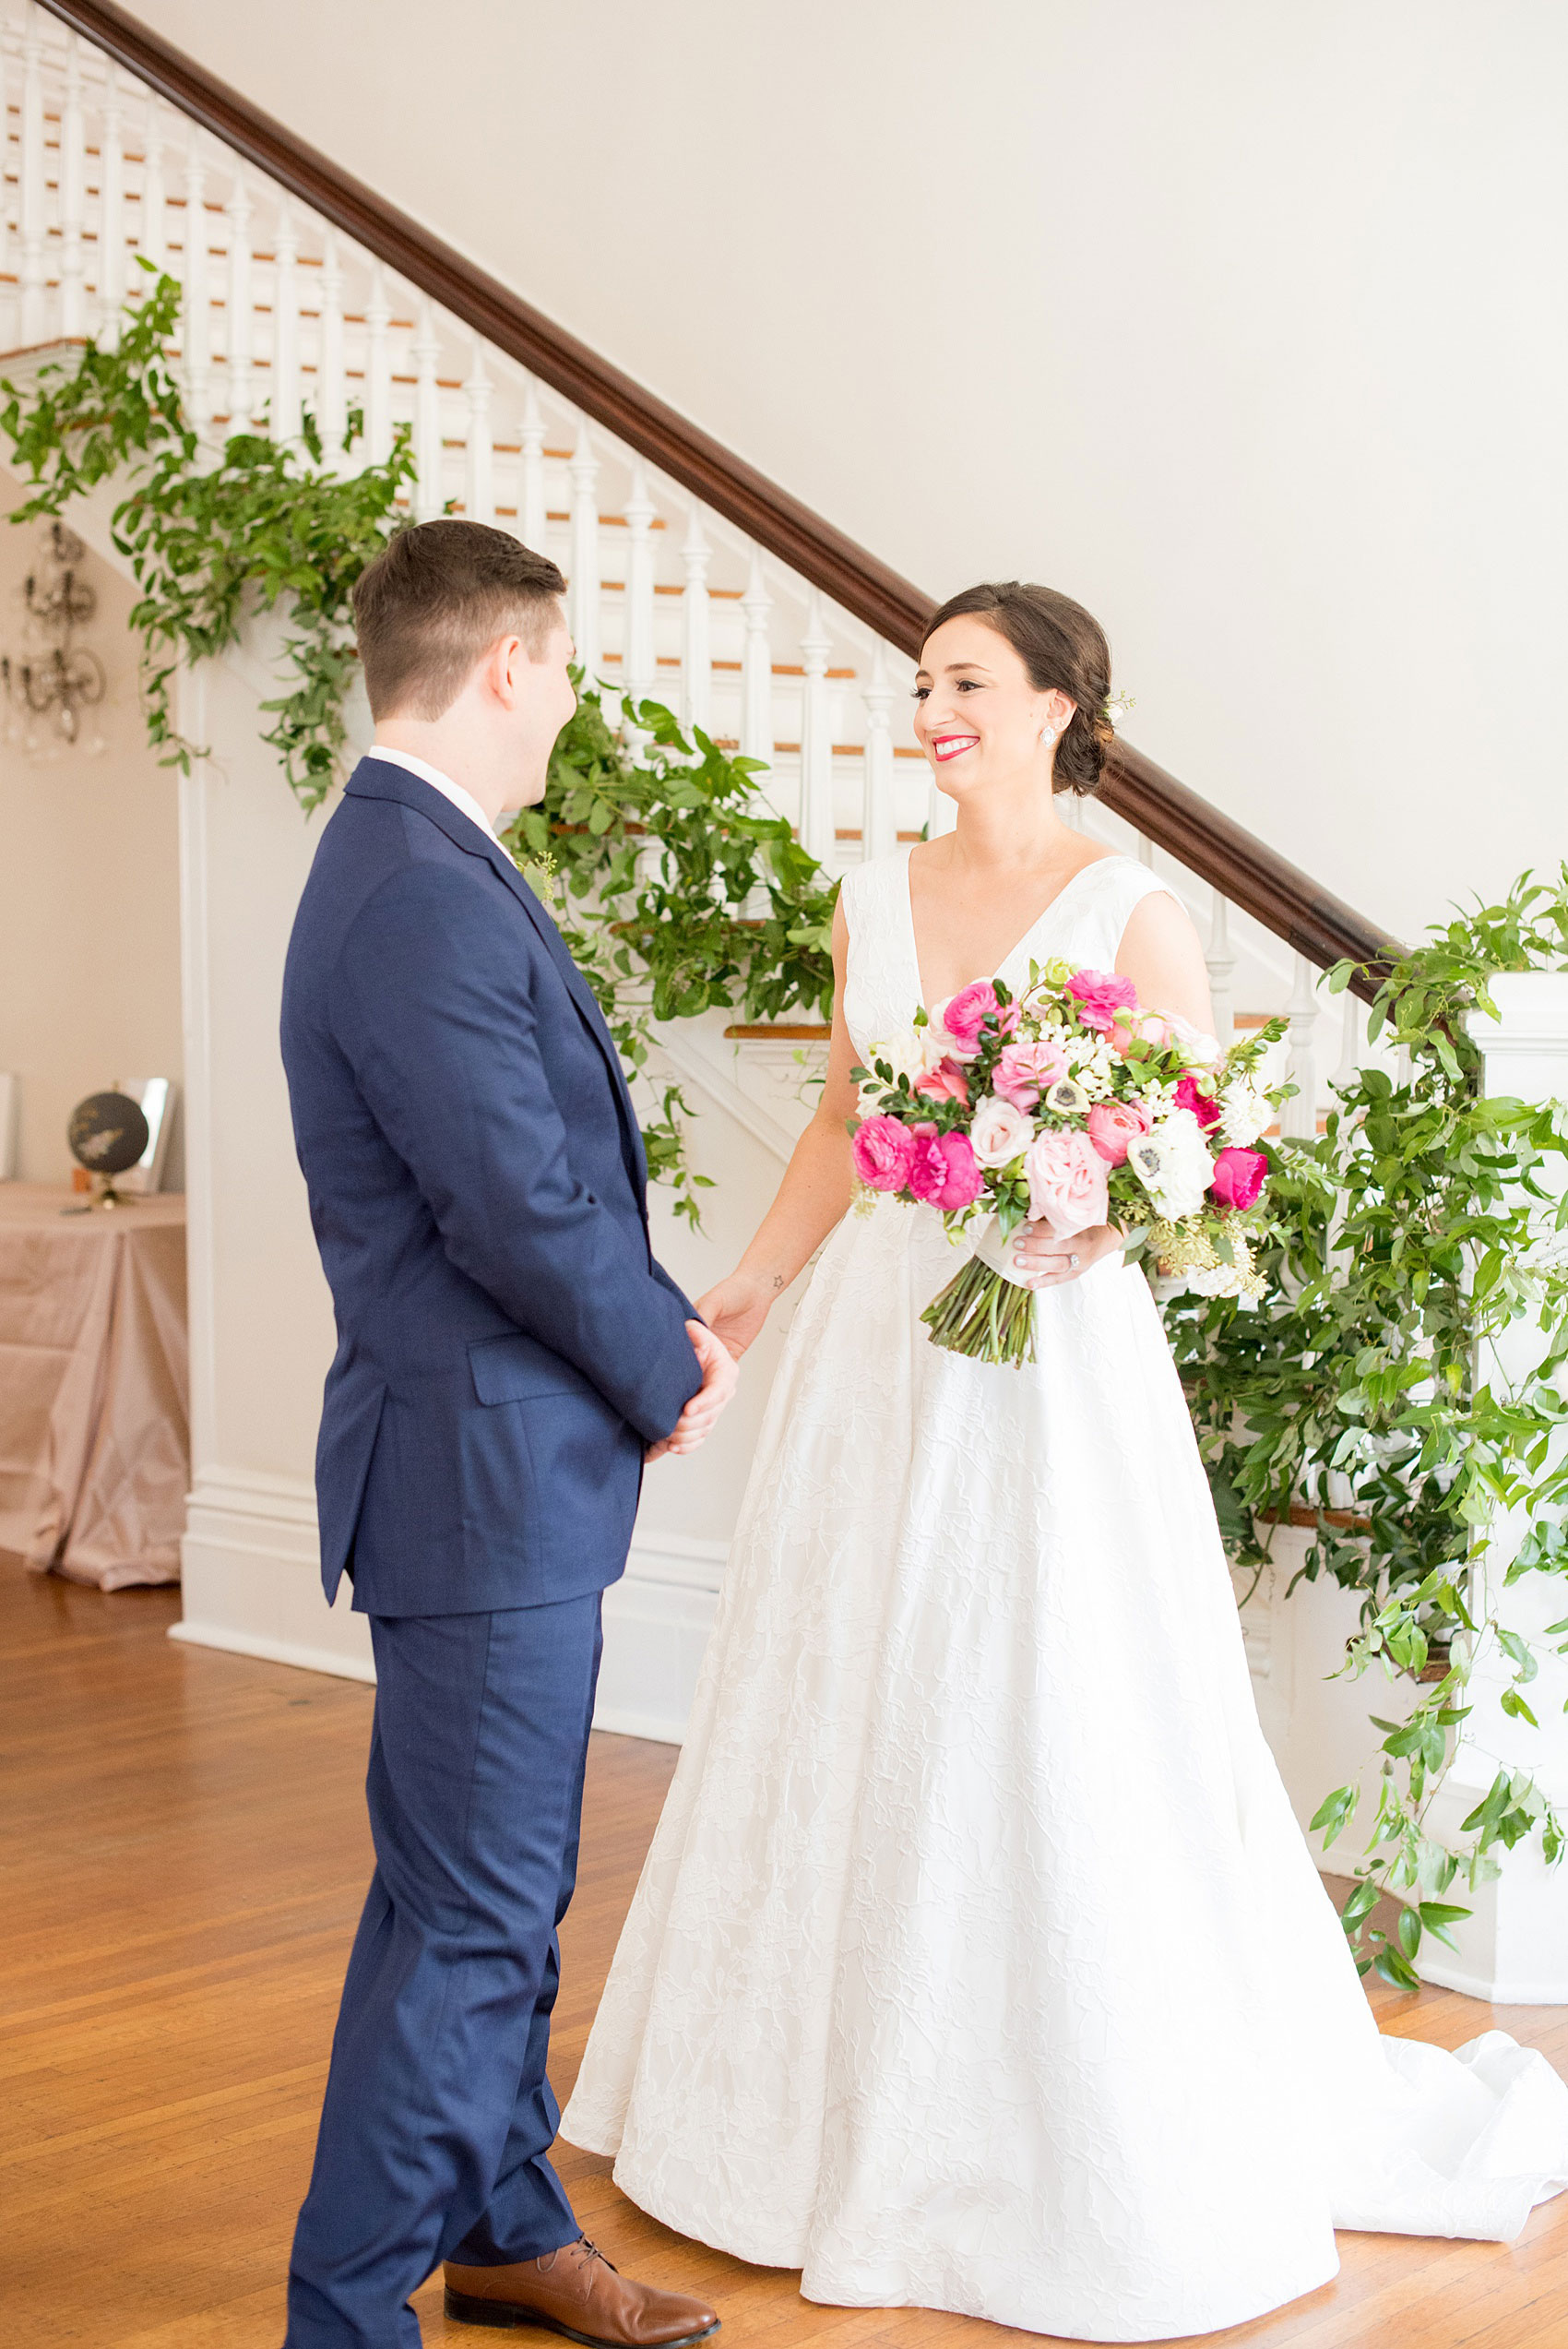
646, 1318, 741, 1463
1009, 1221, 1122, 1292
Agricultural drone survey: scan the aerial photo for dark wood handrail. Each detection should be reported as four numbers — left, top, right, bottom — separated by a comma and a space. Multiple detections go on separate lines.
42, 0, 1400, 998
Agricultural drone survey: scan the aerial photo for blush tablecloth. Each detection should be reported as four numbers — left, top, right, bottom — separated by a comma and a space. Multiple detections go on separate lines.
0, 1186, 188, 1588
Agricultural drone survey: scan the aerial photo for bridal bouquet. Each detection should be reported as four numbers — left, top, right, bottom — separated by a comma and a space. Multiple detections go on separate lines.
849, 963, 1292, 1366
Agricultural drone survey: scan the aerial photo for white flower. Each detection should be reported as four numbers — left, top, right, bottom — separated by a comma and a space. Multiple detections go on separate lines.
1066, 1036, 1118, 1100
1046, 1075, 1091, 1117
867, 1025, 951, 1085
969, 1095, 1035, 1168
1218, 1078, 1271, 1149
1168, 1012, 1223, 1069
1128, 1106, 1215, 1221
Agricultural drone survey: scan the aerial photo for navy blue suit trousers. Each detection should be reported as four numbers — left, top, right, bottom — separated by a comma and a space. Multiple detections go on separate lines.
286, 1594, 602, 2347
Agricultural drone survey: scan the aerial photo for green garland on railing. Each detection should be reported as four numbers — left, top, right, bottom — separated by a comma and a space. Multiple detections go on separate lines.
6, 275, 1568, 1985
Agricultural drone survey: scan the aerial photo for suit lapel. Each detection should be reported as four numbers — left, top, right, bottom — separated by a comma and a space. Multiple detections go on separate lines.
345, 758, 649, 1195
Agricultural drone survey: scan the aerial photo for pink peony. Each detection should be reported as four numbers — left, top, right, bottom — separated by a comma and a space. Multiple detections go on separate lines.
1024, 1128, 1111, 1236
852, 1114, 917, 1192
1210, 1145, 1267, 1211
1174, 1074, 1222, 1130
936, 980, 1003, 1055
992, 1038, 1069, 1111
906, 1122, 983, 1210
1086, 1098, 1153, 1165
912, 1056, 971, 1106
1066, 968, 1139, 1031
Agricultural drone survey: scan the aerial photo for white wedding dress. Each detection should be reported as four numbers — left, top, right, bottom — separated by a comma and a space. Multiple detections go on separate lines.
563, 848, 1568, 2343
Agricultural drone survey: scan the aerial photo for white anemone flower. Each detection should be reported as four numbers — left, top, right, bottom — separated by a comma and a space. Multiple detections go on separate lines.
1128, 1107, 1215, 1221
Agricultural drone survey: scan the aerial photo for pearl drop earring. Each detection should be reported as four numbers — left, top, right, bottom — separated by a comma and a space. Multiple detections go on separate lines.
1040, 725, 1057, 748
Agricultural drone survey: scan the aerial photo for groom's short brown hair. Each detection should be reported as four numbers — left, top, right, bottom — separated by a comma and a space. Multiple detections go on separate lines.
352, 519, 567, 721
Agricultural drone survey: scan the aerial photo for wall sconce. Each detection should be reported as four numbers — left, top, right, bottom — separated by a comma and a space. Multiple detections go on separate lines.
2, 520, 107, 754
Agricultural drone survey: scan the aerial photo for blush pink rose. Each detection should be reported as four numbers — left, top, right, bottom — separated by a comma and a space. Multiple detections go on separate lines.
1024, 1128, 1111, 1236
1065, 968, 1139, 1031
912, 1056, 970, 1106
937, 980, 1002, 1055
1175, 1073, 1222, 1131
851, 1114, 916, 1192
1210, 1145, 1267, 1210
1108, 1008, 1174, 1055
1086, 1098, 1153, 1165
992, 1038, 1069, 1111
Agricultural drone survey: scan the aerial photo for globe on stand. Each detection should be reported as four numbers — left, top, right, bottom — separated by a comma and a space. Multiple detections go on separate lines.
64, 1090, 150, 1214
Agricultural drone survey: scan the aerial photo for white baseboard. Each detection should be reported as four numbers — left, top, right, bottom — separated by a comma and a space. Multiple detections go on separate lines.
172, 1467, 727, 1740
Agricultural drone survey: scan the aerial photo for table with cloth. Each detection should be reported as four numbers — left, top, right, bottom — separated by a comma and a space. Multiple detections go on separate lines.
0, 1186, 188, 1588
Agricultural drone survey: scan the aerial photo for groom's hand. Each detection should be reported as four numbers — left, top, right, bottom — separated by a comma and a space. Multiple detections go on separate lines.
645, 1320, 739, 1462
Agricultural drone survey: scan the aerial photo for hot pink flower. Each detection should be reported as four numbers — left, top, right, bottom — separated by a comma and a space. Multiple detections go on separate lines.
905, 1124, 950, 1204
906, 1124, 982, 1209
912, 1056, 971, 1106
851, 1114, 917, 1192
1066, 968, 1139, 1032
992, 1038, 1069, 1111
1210, 1145, 1267, 1211
1024, 1128, 1111, 1236
1086, 1098, 1153, 1165
1175, 1074, 1222, 1130
930, 1129, 985, 1210
937, 980, 1003, 1055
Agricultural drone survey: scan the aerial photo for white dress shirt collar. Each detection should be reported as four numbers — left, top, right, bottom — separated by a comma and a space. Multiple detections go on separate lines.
365, 745, 503, 849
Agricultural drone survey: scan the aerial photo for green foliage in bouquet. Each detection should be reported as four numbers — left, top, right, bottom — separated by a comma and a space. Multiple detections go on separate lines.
1169, 872, 1568, 1985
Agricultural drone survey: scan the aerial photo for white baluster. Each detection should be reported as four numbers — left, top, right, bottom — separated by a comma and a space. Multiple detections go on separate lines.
861, 640, 896, 861
137, 88, 164, 280
97, 61, 126, 344
1282, 952, 1320, 1139
740, 548, 773, 762
1135, 832, 1156, 867
1331, 988, 1367, 1103
622, 459, 657, 711
567, 421, 600, 680
680, 504, 712, 733
270, 197, 300, 444
798, 590, 833, 864
412, 294, 444, 519
517, 379, 547, 548
59, 33, 86, 338
318, 230, 347, 456
363, 257, 391, 462
18, 6, 47, 344
1206, 889, 1237, 1047
225, 165, 254, 432
182, 123, 210, 429
463, 336, 493, 527
0, 42, 12, 349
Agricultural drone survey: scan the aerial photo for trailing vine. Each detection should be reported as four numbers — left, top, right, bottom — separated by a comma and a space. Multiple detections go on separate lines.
1167, 873, 1568, 1984
7, 277, 1568, 1986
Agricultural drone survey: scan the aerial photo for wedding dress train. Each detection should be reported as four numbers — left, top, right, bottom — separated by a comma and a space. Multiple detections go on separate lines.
563, 848, 1568, 2343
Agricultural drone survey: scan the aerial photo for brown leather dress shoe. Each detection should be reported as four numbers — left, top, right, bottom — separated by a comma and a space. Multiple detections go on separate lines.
444, 2236, 719, 2345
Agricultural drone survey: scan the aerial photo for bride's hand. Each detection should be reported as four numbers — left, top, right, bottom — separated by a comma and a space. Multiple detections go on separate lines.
1010, 1221, 1122, 1291
695, 1270, 778, 1362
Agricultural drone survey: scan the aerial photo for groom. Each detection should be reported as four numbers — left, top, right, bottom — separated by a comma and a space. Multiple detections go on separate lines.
279, 519, 733, 2347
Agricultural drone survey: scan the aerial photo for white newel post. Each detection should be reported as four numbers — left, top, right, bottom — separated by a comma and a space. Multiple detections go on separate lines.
1416, 972, 1568, 2002
567, 422, 600, 683
861, 642, 897, 861
18, 7, 46, 344
181, 125, 211, 431
58, 33, 86, 339
98, 63, 126, 341
798, 589, 833, 864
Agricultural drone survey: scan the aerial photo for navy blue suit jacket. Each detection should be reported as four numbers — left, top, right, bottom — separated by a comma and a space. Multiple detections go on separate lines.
279, 756, 702, 1617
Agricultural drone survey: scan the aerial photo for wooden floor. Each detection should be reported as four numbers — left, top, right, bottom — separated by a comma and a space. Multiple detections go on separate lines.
5, 1564, 1568, 2349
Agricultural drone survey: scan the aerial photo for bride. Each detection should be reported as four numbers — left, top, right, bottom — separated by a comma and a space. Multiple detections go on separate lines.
563, 581, 1568, 2342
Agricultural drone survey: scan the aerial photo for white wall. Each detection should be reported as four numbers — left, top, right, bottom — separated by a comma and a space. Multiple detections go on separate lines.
124, 0, 1568, 947
0, 478, 184, 1184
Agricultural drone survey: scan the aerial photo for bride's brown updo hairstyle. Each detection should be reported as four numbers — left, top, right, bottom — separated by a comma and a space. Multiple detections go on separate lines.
921, 581, 1114, 797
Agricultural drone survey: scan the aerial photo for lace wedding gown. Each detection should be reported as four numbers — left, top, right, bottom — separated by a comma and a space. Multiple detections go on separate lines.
563, 848, 1568, 2343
